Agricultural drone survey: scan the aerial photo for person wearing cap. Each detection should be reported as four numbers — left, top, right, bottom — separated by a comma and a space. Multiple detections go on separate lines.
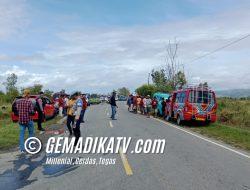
16, 89, 35, 153
109, 91, 118, 120
36, 91, 45, 132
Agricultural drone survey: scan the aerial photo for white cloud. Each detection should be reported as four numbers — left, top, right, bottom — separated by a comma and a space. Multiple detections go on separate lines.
1, 2, 250, 92
0, 0, 29, 40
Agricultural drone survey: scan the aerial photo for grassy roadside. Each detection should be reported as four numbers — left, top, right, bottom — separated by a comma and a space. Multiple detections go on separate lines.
0, 114, 61, 151
189, 123, 250, 151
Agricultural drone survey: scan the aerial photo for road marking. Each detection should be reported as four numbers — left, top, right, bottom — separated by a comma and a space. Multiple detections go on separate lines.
109, 121, 114, 128
119, 147, 133, 176
153, 118, 250, 159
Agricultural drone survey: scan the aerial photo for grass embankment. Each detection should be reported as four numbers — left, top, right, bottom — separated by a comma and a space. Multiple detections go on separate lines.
189, 98, 250, 151
0, 104, 60, 150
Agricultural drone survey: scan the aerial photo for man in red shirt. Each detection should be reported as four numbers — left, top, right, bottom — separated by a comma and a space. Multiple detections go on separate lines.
151, 97, 158, 117
16, 89, 35, 153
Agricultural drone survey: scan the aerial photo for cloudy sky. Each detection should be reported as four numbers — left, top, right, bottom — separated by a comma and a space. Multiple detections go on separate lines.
0, 0, 250, 93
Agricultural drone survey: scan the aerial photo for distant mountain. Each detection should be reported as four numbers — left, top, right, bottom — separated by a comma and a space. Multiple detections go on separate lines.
215, 89, 250, 98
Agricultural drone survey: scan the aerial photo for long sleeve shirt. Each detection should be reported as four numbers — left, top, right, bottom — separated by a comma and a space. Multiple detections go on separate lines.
110, 96, 117, 106
16, 98, 34, 124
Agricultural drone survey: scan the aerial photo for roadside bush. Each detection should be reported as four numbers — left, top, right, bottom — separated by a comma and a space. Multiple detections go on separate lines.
217, 98, 250, 128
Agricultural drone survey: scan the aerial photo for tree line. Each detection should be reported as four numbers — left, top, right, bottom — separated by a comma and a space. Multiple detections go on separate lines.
0, 73, 53, 104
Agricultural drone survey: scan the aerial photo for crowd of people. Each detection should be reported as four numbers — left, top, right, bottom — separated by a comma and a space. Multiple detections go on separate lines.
15, 89, 88, 153
15, 89, 167, 153
126, 94, 168, 118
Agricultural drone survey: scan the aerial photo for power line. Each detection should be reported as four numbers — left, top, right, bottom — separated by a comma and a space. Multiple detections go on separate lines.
189, 33, 250, 63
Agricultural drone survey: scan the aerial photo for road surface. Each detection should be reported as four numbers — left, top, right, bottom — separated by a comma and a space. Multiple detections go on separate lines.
0, 102, 249, 190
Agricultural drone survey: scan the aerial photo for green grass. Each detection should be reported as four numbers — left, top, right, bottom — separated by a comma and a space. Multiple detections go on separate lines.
187, 98, 250, 151
217, 98, 250, 128
0, 104, 60, 150
0, 121, 20, 150
190, 123, 250, 151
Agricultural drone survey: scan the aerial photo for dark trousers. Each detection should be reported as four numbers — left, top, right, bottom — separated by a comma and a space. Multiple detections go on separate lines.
67, 115, 74, 135
73, 119, 81, 146
37, 112, 44, 130
80, 109, 86, 122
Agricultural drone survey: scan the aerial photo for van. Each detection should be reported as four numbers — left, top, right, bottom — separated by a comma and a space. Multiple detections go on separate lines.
165, 86, 217, 125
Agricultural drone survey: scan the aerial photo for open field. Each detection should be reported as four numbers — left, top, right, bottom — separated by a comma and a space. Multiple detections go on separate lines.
187, 98, 250, 150
0, 104, 61, 150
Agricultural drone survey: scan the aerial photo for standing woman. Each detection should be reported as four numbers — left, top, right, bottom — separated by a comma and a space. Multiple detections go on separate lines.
73, 92, 83, 146
66, 94, 76, 137
80, 94, 88, 123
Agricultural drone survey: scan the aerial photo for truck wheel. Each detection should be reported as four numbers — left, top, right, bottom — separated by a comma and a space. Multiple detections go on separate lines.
177, 115, 182, 126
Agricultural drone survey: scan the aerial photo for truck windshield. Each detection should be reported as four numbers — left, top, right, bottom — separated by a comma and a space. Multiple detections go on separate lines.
188, 90, 215, 104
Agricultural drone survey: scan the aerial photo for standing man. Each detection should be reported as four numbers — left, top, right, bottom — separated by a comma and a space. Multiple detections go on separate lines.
127, 95, 132, 111
16, 89, 35, 153
73, 92, 83, 146
36, 91, 45, 132
110, 91, 118, 120
80, 94, 88, 123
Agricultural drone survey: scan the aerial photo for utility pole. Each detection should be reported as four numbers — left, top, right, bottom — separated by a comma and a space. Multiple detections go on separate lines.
147, 73, 150, 85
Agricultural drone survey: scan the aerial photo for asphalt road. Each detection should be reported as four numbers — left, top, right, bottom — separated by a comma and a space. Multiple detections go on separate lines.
0, 102, 249, 190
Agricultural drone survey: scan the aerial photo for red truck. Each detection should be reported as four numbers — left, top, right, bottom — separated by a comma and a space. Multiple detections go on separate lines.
11, 95, 56, 122
165, 86, 217, 125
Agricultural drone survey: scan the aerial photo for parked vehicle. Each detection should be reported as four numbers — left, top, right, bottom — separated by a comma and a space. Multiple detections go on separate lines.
165, 86, 217, 125
11, 95, 56, 122
118, 95, 127, 101
153, 92, 170, 116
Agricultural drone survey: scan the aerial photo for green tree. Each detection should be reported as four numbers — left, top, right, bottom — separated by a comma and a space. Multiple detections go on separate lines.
117, 87, 130, 96
136, 84, 157, 97
44, 89, 54, 98
4, 73, 19, 102
151, 69, 166, 86
175, 71, 187, 89
151, 69, 172, 92
150, 40, 188, 91
29, 84, 43, 94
